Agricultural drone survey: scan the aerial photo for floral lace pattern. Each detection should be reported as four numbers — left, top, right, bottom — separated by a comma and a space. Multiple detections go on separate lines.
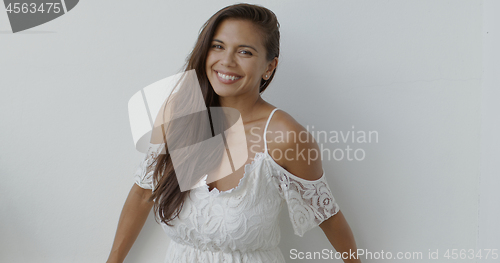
271, 163, 340, 237
133, 150, 340, 262
133, 145, 162, 190
157, 152, 285, 263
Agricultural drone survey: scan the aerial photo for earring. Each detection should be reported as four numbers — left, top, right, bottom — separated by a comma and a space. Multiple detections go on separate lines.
265, 75, 268, 78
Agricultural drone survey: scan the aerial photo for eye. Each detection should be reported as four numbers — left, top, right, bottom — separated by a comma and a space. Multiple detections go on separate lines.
211, 44, 223, 49
240, 50, 253, 56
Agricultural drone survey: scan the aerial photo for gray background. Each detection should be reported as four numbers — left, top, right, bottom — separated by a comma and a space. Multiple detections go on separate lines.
0, 0, 498, 262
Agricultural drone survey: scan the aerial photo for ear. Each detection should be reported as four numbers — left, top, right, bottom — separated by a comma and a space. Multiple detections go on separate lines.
263, 57, 279, 80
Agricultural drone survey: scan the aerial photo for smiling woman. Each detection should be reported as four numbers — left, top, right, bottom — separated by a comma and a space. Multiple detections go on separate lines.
107, 3, 361, 263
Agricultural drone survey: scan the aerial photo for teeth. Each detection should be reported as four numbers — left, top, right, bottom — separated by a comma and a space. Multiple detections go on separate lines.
218, 72, 241, 81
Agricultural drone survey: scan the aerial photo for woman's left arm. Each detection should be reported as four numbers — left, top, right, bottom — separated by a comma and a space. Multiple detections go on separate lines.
319, 210, 362, 263
270, 111, 362, 262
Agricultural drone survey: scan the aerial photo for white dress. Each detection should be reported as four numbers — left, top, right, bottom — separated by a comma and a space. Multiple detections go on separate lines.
134, 108, 340, 263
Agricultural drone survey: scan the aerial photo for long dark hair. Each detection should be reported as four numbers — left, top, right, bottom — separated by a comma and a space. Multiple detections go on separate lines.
147, 3, 280, 226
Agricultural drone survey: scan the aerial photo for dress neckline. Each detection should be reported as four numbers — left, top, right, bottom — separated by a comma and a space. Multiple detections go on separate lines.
201, 139, 326, 196
203, 108, 280, 196
204, 150, 267, 195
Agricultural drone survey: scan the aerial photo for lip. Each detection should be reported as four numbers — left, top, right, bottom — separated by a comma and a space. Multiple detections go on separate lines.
214, 70, 243, 84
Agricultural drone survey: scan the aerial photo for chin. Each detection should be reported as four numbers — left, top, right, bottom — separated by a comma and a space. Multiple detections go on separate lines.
212, 86, 236, 98
209, 80, 239, 98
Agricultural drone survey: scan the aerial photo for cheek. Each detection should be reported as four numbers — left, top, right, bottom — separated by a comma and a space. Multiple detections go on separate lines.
245, 64, 264, 79
248, 59, 266, 72
241, 61, 256, 73
205, 53, 215, 69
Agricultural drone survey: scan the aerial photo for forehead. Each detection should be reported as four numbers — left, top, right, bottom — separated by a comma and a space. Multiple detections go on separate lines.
212, 19, 264, 47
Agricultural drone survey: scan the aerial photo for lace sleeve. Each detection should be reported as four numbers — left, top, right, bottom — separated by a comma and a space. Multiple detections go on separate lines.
133, 145, 161, 190
273, 166, 340, 237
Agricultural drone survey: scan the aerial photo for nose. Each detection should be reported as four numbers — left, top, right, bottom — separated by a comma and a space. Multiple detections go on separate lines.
220, 50, 236, 67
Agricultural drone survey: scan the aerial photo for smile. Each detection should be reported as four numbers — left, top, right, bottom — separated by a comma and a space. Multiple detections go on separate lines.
217, 71, 242, 80
215, 70, 243, 84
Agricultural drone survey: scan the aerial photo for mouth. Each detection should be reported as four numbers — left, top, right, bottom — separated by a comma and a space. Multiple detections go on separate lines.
215, 70, 243, 84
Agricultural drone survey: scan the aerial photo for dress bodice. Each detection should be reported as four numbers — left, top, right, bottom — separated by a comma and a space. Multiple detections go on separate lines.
133, 108, 340, 262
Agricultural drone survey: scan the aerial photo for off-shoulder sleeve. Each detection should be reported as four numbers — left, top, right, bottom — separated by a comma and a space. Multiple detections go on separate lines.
272, 165, 340, 237
133, 146, 161, 190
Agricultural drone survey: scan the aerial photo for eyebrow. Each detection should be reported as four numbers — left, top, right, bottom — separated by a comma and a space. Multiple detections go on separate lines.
212, 39, 259, 53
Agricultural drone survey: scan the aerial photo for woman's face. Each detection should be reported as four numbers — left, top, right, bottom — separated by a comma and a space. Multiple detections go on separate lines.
206, 18, 277, 99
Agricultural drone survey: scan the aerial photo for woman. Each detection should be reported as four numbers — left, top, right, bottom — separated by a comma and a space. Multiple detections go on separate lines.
107, 3, 361, 263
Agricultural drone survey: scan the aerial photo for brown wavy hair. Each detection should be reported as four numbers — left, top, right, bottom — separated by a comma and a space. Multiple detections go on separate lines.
147, 3, 280, 226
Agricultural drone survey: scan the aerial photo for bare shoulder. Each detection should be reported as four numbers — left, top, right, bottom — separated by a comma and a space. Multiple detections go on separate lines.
266, 109, 324, 181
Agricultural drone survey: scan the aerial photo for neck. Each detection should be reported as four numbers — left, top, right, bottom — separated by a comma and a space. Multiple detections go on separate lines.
219, 93, 266, 124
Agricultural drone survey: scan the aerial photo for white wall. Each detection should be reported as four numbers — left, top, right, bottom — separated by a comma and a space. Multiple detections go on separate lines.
0, 0, 496, 262
478, 1, 500, 262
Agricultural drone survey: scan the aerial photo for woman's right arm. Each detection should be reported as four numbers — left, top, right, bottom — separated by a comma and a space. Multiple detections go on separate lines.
106, 183, 154, 263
